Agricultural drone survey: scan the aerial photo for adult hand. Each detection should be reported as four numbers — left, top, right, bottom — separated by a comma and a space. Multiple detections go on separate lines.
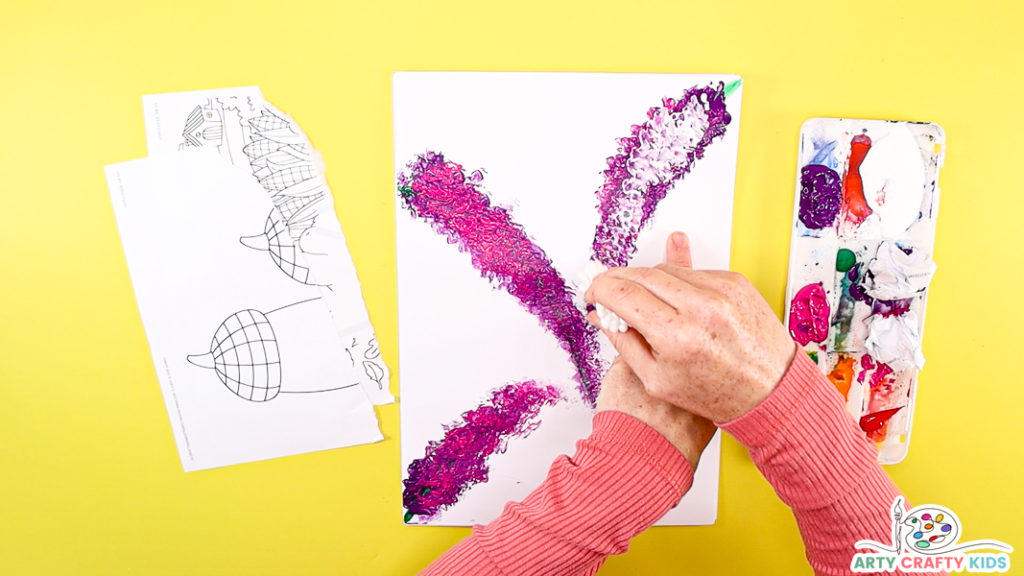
585, 232, 796, 423
596, 357, 716, 468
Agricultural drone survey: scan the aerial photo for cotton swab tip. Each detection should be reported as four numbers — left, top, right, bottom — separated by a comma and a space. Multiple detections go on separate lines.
576, 260, 631, 333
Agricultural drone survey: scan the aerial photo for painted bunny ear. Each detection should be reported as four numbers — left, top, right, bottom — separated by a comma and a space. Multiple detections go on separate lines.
191, 309, 282, 402
399, 152, 604, 406
591, 83, 731, 268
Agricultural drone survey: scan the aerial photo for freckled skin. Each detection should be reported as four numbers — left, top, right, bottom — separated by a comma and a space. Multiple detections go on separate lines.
597, 358, 714, 468
595, 232, 716, 467
586, 232, 796, 423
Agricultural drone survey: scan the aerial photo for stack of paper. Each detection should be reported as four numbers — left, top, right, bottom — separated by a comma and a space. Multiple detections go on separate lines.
107, 87, 390, 471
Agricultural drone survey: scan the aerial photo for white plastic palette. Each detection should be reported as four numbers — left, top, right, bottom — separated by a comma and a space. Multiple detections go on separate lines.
783, 118, 944, 464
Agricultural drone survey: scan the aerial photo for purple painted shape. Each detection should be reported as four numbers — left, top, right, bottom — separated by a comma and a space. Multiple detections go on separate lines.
799, 164, 842, 229
399, 152, 605, 405
402, 381, 561, 521
848, 264, 914, 317
592, 84, 732, 267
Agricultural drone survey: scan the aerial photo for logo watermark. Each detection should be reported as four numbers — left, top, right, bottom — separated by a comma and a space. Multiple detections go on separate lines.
852, 497, 1013, 573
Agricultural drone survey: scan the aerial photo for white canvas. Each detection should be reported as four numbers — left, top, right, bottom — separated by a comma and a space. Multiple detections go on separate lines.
394, 72, 742, 525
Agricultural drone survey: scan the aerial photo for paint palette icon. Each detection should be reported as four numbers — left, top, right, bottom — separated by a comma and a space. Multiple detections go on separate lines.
903, 506, 958, 552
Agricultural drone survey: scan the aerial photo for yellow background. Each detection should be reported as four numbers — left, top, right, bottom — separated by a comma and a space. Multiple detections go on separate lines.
2, 1, 1021, 574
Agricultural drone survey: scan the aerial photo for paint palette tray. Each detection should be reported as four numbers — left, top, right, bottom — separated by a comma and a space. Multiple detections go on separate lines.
783, 118, 944, 464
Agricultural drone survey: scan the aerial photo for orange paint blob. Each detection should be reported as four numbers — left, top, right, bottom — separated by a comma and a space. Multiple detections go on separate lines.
842, 134, 873, 223
827, 355, 856, 399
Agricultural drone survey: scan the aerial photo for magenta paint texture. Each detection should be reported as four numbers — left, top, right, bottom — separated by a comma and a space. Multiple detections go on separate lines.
592, 84, 731, 267
402, 381, 561, 521
789, 282, 830, 346
399, 152, 605, 404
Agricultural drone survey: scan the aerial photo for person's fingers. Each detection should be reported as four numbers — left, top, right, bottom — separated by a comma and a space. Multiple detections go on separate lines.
595, 266, 703, 314
665, 231, 693, 270
644, 263, 740, 297
584, 274, 676, 341
587, 311, 658, 379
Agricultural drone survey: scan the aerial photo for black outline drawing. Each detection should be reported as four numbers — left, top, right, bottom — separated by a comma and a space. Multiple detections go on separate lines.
362, 338, 385, 391
187, 298, 359, 402
178, 99, 331, 288
175, 95, 391, 397
239, 210, 325, 287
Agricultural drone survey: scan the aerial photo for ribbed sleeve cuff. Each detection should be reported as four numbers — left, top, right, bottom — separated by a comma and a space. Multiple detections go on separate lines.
718, 347, 829, 446
469, 410, 694, 574
589, 410, 693, 497
718, 348, 885, 509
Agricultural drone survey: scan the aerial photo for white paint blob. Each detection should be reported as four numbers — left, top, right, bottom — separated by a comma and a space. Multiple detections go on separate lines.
865, 312, 926, 371
860, 125, 926, 238
866, 240, 936, 300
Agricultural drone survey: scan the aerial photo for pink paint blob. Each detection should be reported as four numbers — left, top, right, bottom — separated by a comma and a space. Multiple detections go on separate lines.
858, 354, 895, 390
788, 282, 830, 346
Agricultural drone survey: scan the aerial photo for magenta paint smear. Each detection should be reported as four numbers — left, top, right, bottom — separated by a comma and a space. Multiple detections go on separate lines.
858, 354, 895, 389
398, 152, 605, 405
591, 84, 732, 267
402, 381, 561, 522
789, 282, 830, 346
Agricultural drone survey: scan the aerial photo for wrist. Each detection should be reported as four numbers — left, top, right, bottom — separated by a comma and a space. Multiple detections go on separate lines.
722, 340, 799, 422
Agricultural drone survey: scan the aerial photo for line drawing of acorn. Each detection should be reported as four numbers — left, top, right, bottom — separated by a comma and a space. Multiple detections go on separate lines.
239, 209, 325, 287
187, 298, 355, 402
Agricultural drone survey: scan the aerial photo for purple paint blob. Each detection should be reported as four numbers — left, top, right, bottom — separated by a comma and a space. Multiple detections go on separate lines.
402, 381, 561, 521
592, 84, 732, 267
799, 164, 842, 229
872, 298, 913, 317
848, 263, 871, 303
399, 152, 605, 405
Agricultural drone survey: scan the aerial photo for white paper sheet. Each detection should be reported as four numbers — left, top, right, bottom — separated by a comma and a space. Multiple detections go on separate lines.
141, 87, 393, 405
107, 153, 382, 471
395, 72, 742, 525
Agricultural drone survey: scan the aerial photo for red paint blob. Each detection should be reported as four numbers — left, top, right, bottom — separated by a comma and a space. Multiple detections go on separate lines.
842, 134, 873, 224
860, 406, 903, 435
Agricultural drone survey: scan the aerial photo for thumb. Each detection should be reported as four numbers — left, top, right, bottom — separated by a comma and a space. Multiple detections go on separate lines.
665, 231, 693, 270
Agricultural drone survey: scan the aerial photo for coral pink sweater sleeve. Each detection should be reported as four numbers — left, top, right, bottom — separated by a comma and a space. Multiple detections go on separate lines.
419, 411, 693, 576
719, 350, 945, 576
420, 348, 944, 576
